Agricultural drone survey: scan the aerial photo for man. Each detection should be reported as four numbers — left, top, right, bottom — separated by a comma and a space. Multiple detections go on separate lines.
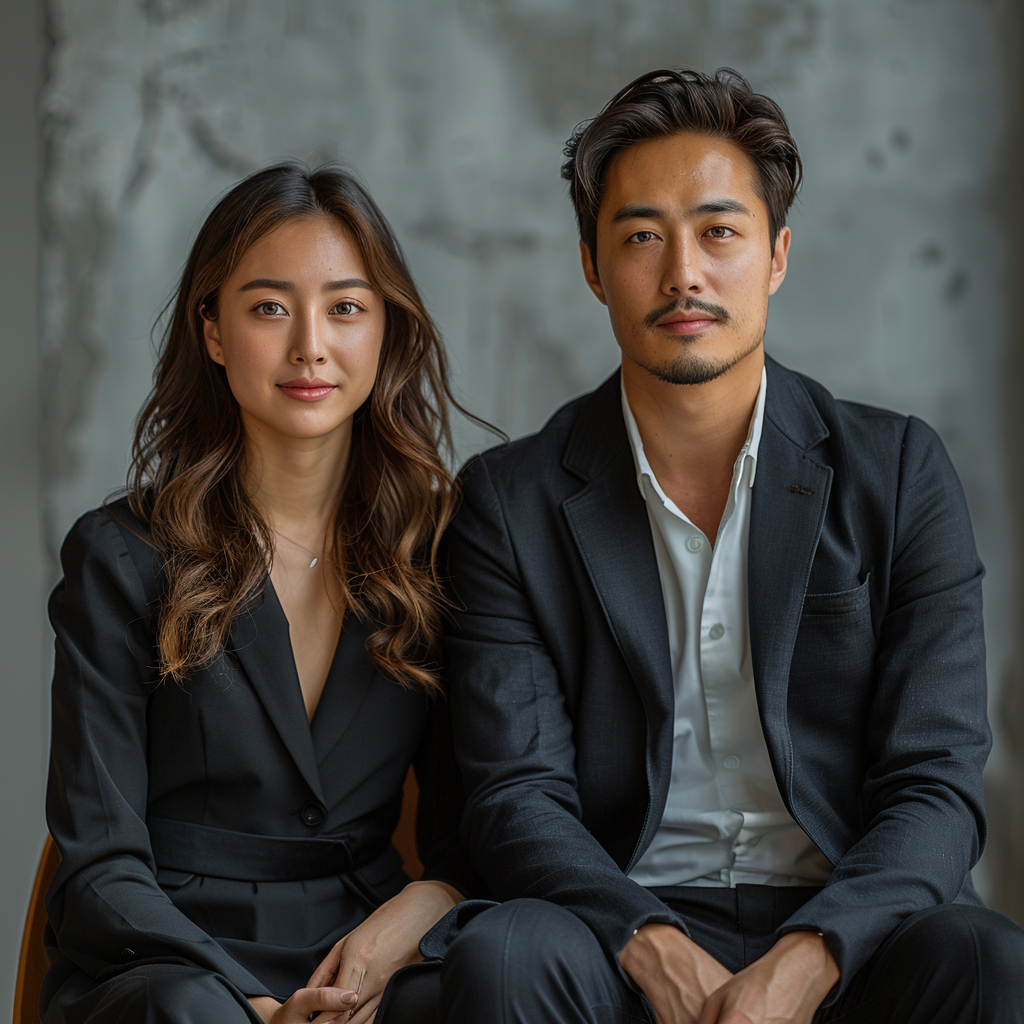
436, 68, 1024, 1022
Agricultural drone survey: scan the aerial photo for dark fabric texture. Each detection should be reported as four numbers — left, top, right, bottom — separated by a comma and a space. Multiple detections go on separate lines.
43, 497, 479, 1020
376, 961, 442, 1024
443, 357, 991, 998
41, 961, 265, 1024
438, 891, 1024, 1024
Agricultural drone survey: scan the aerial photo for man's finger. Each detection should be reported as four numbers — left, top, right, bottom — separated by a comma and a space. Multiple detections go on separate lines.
697, 988, 723, 1024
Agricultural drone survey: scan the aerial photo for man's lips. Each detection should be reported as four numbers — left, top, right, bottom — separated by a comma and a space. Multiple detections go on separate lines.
657, 313, 718, 335
277, 378, 337, 401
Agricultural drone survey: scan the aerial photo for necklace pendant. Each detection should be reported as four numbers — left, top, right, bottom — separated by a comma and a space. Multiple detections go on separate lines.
309, 557, 318, 568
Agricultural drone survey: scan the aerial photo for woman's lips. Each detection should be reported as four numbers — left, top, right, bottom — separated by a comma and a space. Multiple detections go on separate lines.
277, 379, 337, 401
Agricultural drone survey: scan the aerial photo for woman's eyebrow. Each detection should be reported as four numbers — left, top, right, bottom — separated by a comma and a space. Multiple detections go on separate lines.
323, 278, 373, 291
239, 278, 293, 291
238, 277, 374, 292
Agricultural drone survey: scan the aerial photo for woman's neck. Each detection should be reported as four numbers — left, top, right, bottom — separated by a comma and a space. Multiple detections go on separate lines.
242, 414, 353, 536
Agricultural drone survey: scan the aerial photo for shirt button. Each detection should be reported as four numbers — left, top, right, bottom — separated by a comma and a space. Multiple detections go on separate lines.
709, 623, 725, 640
300, 802, 325, 828
724, 755, 741, 770
120, 948, 136, 961
686, 536, 705, 553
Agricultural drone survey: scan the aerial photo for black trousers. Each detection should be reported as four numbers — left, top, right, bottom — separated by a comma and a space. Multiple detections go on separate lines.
43, 959, 440, 1024
437, 886, 1024, 1023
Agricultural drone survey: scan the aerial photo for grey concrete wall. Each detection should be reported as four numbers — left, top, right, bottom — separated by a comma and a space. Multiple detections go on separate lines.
0, 0, 47, 1015
5, 0, 1021, 1006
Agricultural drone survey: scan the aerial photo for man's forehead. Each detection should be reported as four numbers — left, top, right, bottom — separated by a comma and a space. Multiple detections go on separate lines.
601, 132, 761, 215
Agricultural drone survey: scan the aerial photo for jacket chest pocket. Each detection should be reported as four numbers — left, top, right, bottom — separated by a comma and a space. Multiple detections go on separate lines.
789, 576, 874, 717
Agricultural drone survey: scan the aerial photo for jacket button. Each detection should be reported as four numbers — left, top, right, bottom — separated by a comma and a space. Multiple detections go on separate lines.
301, 803, 324, 828
120, 948, 136, 960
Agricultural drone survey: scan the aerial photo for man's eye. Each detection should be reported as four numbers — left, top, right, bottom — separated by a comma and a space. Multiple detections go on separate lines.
257, 301, 285, 315
706, 226, 734, 239
630, 231, 658, 243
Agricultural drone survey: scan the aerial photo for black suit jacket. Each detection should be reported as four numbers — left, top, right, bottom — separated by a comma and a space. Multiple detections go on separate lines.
444, 356, 990, 995
43, 498, 474, 1008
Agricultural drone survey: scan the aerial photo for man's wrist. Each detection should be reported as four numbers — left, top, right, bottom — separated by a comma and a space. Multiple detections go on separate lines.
769, 929, 840, 999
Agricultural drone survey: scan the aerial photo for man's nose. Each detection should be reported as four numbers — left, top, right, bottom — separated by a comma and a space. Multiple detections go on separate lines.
660, 234, 705, 296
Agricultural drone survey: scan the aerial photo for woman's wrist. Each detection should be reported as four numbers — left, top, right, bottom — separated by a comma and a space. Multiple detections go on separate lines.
247, 995, 281, 1022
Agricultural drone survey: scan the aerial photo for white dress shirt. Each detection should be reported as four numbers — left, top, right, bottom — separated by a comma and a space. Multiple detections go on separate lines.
624, 369, 832, 888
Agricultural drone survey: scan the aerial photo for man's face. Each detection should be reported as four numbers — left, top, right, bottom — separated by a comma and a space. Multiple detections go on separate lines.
581, 131, 790, 385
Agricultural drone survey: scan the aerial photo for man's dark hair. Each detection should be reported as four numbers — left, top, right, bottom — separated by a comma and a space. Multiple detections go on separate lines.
561, 67, 803, 256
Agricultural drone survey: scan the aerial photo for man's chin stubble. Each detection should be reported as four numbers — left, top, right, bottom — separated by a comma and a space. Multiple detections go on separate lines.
641, 334, 763, 386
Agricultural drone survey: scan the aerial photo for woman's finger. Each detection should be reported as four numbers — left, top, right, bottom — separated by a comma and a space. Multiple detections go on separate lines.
346, 992, 382, 1024
307, 941, 345, 989
285, 985, 358, 1023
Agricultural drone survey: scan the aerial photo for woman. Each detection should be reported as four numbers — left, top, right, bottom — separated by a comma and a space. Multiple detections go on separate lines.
43, 164, 480, 1024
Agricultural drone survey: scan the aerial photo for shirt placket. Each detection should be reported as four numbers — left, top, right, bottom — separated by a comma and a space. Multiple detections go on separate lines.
699, 453, 753, 884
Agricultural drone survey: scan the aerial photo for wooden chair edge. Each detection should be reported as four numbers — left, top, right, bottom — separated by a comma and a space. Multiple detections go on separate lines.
13, 834, 58, 1024
13, 773, 419, 1023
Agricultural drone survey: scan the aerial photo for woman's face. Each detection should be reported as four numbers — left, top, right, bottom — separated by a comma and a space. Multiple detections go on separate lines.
203, 215, 385, 448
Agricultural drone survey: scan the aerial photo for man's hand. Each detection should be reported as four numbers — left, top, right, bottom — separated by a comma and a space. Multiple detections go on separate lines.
697, 931, 839, 1024
307, 879, 462, 1023
247, 988, 357, 1023
620, 923, 734, 1023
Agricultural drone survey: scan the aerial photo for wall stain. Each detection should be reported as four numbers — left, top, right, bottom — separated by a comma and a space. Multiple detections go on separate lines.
458, 0, 821, 132
140, 0, 208, 24
410, 217, 541, 262
989, 0, 1024, 927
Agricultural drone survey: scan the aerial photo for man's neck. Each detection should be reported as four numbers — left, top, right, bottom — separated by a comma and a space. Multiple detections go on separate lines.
621, 346, 764, 541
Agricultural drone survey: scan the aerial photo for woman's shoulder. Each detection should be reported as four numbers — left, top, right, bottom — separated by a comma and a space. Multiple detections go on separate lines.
60, 495, 162, 607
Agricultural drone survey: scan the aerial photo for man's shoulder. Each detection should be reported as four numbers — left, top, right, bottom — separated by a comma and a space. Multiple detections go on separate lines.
461, 374, 617, 495
768, 358, 942, 459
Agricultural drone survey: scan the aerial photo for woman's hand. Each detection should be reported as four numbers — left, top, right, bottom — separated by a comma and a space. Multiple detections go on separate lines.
247, 988, 357, 1023
308, 879, 462, 1023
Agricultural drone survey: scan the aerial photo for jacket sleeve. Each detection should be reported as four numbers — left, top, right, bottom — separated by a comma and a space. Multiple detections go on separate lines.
444, 456, 679, 967
779, 415, 991, 996
45, 508, 270, 997
411, 691, 489, 899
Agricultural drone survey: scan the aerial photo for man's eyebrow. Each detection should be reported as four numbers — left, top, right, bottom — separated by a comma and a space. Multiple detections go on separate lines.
688, 199, 752, 217
610, 199, 753, 223
611, 204, 664, 223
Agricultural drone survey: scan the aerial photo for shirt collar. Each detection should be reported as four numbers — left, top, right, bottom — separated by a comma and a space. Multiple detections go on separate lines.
621, 365, 768, 500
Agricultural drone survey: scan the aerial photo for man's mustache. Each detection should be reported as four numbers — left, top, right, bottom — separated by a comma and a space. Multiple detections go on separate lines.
642, 297, 730, 329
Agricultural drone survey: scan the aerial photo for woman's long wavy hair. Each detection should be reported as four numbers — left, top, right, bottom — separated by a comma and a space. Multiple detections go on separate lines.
130, 163, 466, 694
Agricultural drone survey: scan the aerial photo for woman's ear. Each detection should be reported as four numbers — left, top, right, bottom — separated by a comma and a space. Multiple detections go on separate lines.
201, 306, 226, 366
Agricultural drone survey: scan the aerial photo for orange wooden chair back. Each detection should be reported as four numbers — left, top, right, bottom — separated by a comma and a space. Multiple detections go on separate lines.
12, 768, 421, 1024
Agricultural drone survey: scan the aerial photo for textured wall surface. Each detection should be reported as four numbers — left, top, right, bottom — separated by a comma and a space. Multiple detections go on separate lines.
23, 0, 1023, 993
1, 0, 46, 1013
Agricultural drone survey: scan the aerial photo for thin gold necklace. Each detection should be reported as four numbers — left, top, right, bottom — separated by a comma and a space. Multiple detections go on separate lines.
274, 530, 324, 569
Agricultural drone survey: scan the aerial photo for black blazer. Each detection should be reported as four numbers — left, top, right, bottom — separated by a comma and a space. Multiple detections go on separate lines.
43, 498, 474, 1008
444, 356, 990, 996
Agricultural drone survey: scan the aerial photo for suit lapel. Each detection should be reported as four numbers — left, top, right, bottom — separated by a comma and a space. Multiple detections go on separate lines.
229, 583, 326, 804
309, 616, 378, 763
561, 375, 676, 820
748, 359, 833, 800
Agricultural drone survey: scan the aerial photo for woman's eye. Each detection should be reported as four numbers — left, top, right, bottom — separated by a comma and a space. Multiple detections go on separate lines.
256, 301, 285, 316
706, 226, 734, 239
332, 301, 361, 316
